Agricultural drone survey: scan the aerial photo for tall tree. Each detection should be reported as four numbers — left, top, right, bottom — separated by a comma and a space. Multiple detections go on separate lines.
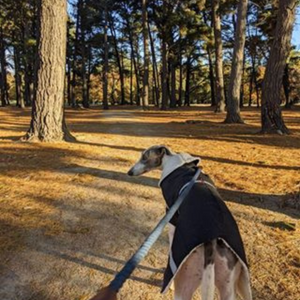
0, 27, 9, 106
211, 0, 225, 112
13, 41, 25, 108
261, 0, 297, 134
109, 15, 126, 105
103, 2, 109, 110
24, 0, 74, 142
225, 0, 248, 123
78, 0, 89, 108
161, 0, 168, 110
142, 0, 149, 107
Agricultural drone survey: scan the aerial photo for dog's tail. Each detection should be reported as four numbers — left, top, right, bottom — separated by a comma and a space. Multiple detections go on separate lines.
237, 267, 252, 300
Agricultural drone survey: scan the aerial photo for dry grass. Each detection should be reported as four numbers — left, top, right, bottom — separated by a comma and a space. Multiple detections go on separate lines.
0, 105, 299, 300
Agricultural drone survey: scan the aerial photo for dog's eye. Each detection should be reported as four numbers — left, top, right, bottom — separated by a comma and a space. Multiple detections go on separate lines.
142, 153, 148, 161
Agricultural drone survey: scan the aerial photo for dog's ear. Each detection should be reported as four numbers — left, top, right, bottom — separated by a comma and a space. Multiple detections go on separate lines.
156, 145, 171, 156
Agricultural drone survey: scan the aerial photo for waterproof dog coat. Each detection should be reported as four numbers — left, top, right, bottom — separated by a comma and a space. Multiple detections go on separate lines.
159, 154, 250, 293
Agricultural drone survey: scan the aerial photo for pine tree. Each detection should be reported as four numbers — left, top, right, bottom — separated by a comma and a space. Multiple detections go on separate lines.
24, 0, 74, 142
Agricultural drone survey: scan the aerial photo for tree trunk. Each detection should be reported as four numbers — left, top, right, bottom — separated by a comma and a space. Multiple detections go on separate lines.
24, 0, 74, 142
20, 23, 32, 106
70, 3, 80, 108
0, 28, 9, 106
78, 0, 89, 108
161, 37, 168, 110
14, 44, 24, 108
255, 73, 260, 108
109, 18, 125, 105
248, 69, 253, 107
283, 63, 290, 108
207, 46, 216, 107
135, 34, 141, 106
261, 0, 296, 134
24, 65, 32, 106
161, 2, 168, 111
178, 32, 183, 107
103, 4, 109, 110
66, 20, 72, 106
211, 0, 225, 112
148, 21, 160, 106
127, 21, 140, 105
130, 52, 133, 105
170, 60, 176, 108
142, 0, 149, 107
184, 56, 191, 106
225, 0, 248, 123
87, 45, 92, 104
240, 56, 246, 108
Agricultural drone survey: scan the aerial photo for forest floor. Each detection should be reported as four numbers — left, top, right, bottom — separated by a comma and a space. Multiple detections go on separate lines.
0, 105, 299, 300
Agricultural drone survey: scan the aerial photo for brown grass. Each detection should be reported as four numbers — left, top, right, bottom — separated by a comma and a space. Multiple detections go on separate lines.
0, 105, 299, 300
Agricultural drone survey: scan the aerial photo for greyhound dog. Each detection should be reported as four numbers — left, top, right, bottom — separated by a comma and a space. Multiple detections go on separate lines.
128, 145, 252, 300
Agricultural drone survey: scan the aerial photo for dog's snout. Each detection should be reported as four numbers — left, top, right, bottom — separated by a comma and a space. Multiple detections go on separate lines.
127, 169, 134, 176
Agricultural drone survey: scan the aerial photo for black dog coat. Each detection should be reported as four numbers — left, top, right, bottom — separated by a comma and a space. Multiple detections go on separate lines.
159, 161, 249, 293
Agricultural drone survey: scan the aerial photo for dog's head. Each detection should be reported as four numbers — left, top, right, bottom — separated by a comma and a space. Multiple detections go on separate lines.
127, 145, 171, 176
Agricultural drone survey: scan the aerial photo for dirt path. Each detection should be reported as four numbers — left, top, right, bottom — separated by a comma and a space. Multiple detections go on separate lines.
0, 107, 299, 300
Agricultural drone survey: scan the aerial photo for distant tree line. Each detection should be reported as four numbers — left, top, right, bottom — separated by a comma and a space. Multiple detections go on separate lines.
0, 0, 299, 140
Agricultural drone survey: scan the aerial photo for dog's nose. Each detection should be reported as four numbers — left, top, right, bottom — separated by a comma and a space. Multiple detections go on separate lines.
127, 169, 134, 176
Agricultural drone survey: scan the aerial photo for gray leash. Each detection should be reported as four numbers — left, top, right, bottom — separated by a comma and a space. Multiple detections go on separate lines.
109, 168, 201, 292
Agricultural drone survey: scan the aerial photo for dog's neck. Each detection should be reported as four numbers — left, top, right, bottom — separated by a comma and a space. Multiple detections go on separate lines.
158, 152, 200, 186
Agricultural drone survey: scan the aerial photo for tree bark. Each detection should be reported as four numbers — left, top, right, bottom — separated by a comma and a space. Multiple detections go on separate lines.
66, 20, 72, 107
178, 31, 183, 107
109, 17, 126, 105
20, 22, 32, 106
135, 34, 141, 106
24, 0, 74, 142
142, 0, 149, 107
87, 45, 92, 104
225, 0, 248, 123
240, 56, 246, 108
261, 0, 296, 134
103, 4, 109, 110
161, 37, 168, 110
148, 21, 160, 106
184, 55, 191, 106
78, 0, 89, 108
283, 63, 290, 108
161, 2, 168, 110
0, 27, 9, 106
206, 46, 216, 107
130, 51, 133, 105
127, 20, 140, 105
248, 69, 253, 107
211, 0, 225, 112
13, 44, 24, 108
70, 3, 80, 108
170, 59, 176, 108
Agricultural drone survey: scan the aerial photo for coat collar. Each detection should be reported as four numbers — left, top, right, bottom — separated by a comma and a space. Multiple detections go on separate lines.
158, 153, 201, 187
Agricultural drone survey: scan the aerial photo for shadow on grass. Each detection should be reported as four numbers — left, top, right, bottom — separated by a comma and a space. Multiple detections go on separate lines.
60, 163, 299, 219
2, 106, 300, 149
38, 247, 162, 287
73, 140, 300, 172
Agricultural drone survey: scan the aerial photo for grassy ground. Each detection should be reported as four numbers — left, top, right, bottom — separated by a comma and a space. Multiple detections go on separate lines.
0, 105, 299, 300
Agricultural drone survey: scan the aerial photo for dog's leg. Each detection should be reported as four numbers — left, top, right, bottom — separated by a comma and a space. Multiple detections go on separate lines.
215, 239, 242, 300
168, 224, 176, 291
236, 268, 252, 300
168, 223, 176, 250
200, 241, 215, 300
173, 246, 204, 300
